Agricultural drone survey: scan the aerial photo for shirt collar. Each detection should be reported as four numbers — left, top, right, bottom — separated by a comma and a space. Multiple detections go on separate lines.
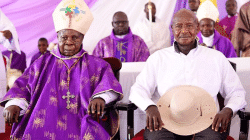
173, 40, 198, 54
115, 35, 126, 39
201, 33, 214, 47
201, 33, 214, 41
228, 13, 238, 18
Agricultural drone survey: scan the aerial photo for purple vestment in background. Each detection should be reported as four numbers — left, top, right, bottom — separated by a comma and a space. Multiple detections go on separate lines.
92, 28, 150, 62
2, 50, 26, 72
30, 51, 50, 66
170, 0, 190, 44
197, 30, 237, 58
0, 46, 123, 140
219, 14, 238, 39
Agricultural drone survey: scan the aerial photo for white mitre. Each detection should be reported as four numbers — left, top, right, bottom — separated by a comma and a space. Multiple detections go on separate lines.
52, 0, 94, 35
196, 0, 219, 22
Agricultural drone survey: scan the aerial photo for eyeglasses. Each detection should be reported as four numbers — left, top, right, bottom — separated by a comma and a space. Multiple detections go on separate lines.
113, 21, 128, 25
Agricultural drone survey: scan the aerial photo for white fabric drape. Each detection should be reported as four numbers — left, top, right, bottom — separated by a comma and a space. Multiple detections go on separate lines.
83, 0, 177, 55
237, 0, 250, 12
0, 9, 20, 54
0, 51, 6, 133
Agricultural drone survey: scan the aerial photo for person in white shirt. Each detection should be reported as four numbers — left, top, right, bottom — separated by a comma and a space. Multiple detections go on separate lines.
0, 8, 18, 134
133, 2, 171, 55
0, 9, 20, 54
129, 9, 246, 140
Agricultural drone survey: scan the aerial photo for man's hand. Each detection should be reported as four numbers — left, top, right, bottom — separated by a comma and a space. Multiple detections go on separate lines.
146, 105, 164, 132
3, 105, 21, 126
212, 107, 233, 133
88, 98, 105, 117
0, 30, 12, 40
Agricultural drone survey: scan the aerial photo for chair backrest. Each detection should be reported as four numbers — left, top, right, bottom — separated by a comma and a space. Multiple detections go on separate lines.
99, 57, 122, 139
216, 61, 236, 136
103, 57, 122, 81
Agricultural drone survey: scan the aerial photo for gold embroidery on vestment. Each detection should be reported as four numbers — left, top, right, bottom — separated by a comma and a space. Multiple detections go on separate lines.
23, 133, 31, 140
49, 95, 58, 106
44, 131, 56, 140
60, 80, 67, 89
68, 133, 80, 140
57, 115, 67, 131
83, 132, 94, 140
33, 109, 46, 129
69, 102, 78, 114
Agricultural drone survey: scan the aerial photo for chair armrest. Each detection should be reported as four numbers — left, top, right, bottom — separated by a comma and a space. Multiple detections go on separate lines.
238, 110, 250, 120
95, 101, 117, 123
237, 110, 250, 140
104, 101, 117, 110
116, 103, 138, 111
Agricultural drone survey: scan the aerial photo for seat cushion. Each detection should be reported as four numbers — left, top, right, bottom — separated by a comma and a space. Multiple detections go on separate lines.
131, 129, 145, 140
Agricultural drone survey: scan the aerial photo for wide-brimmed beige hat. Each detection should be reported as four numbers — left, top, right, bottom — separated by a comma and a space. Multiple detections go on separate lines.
157, 85, 217, 136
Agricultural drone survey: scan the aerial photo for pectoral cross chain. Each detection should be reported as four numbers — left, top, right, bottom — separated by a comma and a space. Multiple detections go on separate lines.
60, 58, 81, 110
62, 91, 75, 109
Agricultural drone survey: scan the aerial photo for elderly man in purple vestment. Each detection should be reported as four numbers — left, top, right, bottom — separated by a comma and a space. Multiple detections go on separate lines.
0, 0, 123, 140
93, 11, 150, 62
196, 0, 237, 58
219, 0, 238, 40
30, 38, 50, 65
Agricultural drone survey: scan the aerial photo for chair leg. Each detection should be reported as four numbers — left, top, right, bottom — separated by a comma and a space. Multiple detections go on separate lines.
127, 109, 134, 140
112, 130, 120, 140
239, 119, 249, 140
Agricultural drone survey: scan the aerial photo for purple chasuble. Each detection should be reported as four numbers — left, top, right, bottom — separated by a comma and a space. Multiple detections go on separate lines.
113, 34, 129, 62
197, 30, 237, 58
93, 28, 150, 62
2, 50, 27, 72
30, 51, 50, 66
219, 14, 238, 38
0, 46, 123, 140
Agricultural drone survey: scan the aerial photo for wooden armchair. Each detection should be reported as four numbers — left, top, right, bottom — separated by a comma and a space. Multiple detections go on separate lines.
102, 57, 138, 140
95, 57, 122, 140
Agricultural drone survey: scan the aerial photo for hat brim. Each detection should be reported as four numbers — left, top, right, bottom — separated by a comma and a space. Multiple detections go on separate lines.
157, 85, 217, 136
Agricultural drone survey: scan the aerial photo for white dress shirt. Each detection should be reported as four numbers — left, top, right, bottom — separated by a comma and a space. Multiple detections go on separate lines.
133, 17, 171, 55
129, 42, 246, 115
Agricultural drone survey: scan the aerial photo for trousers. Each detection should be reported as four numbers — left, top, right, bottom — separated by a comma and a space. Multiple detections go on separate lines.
144, 126, 228, 140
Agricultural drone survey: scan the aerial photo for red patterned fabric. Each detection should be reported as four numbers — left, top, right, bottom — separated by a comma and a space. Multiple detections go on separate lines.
226, 136, 235, 140
2, 56, 6, 67
0, 123, 11, 140
131, 129, 145, 140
